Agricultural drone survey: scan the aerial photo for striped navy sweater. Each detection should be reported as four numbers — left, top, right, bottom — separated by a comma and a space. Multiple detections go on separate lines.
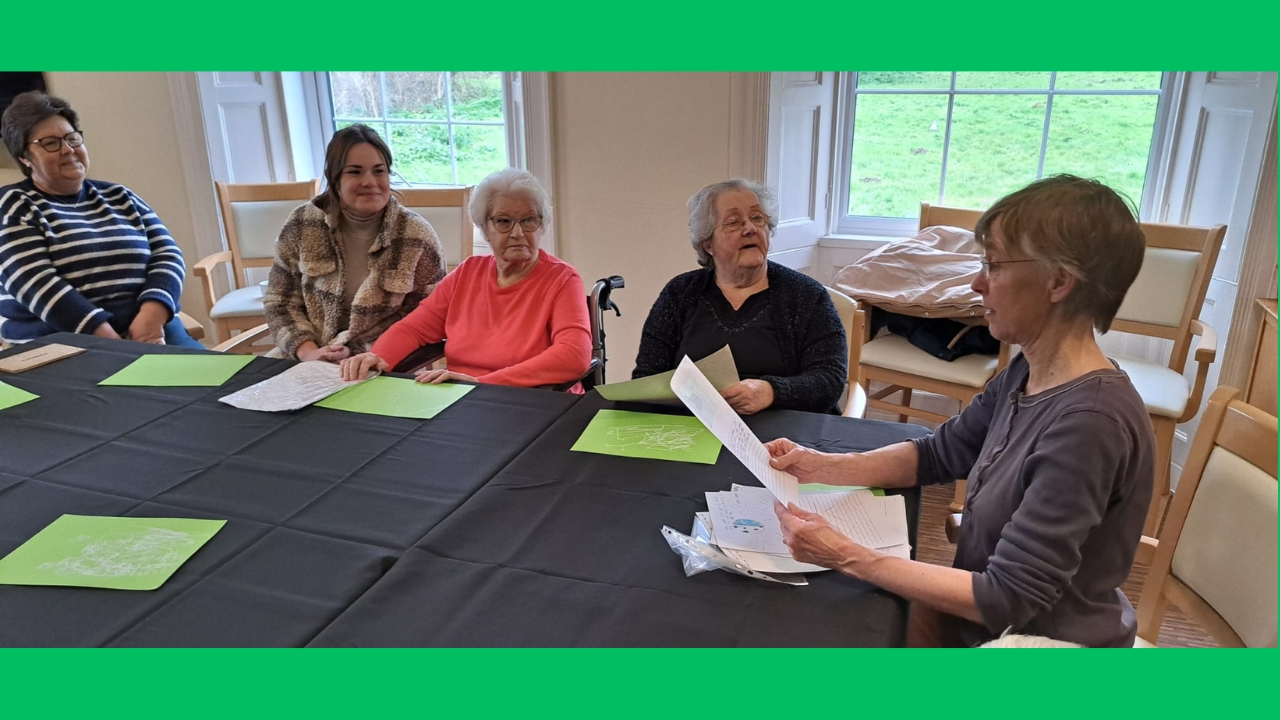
0, 178, 185, 343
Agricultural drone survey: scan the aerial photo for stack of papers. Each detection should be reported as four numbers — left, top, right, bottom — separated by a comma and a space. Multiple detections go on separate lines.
663, 356, 912, 581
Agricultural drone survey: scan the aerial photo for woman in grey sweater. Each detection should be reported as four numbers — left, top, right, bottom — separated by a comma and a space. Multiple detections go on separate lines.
767, 175, 1155, 647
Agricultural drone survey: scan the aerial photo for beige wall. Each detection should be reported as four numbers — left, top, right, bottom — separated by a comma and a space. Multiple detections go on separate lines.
551, 72, 735, 380
43, 72, 210, 332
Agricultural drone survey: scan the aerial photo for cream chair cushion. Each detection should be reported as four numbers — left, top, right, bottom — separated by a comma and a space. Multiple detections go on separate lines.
1114, 247, 1201, 327
1170, 447, 1279, 648
861, 335, 998, 388
1111, 356, 1191, 419
230, 200, 302, 260
210, 286, 267, 319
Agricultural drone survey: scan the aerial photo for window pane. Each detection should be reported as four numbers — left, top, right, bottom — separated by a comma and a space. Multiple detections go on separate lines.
388, 123, 454, 185
1054, 72, 1163, 91
450, 72, 504, 122
857, 72, 951, 90
847, 94, 949, 218
1042, 94, 1159, 208
384, 72, 447, 121
954, 72, 1050, 90
454, 124, 509, 185
944, 95, 1045, 210
330, 72, 383, 120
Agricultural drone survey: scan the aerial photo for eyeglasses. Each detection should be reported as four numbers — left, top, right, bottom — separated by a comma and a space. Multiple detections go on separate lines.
29, 131, 85, 154
979, 256, 1038, 277
717, 212, 769, 235
488, 215, 542, 233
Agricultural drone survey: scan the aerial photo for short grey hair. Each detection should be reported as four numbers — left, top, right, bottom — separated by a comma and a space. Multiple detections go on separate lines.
469, 168, 552, 230
687, 179, 779, 267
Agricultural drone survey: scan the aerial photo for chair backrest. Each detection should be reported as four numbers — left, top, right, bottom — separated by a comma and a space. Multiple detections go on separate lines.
1111, 222, 1227, 372
826, 286, 859, 387
1136, 385, 1278, 647
918, 202, 985, 233
215, 180, 320, 287
398, 187, 475, 270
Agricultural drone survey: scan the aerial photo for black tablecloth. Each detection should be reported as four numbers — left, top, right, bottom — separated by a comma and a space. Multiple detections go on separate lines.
0, 334, 576, 647
310, 392, 929, 647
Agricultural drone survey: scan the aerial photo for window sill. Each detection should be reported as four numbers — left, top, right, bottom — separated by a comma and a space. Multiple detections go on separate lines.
818, 234, 908, 249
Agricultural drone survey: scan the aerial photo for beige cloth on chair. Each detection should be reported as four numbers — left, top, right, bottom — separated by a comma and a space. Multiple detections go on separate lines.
832, 226, 985, 320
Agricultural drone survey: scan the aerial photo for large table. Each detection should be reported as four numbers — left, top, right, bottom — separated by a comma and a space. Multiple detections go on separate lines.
0, 334, 926, 647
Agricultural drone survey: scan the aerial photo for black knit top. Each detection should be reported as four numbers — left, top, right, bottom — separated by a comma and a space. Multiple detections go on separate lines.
633, 262, 847, 413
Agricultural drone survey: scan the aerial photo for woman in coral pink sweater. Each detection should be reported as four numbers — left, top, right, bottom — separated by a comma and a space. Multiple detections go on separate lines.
341, 169, 591, 390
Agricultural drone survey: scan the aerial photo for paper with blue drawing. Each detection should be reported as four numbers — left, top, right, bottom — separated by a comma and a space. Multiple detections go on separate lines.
669, 356, 910, 576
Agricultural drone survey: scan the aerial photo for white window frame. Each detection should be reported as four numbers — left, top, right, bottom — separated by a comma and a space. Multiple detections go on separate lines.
300, 72, 553, 192
827, 72, 1180, 238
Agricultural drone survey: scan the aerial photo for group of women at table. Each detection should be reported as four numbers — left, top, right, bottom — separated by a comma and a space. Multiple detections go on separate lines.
0, 90, 1156, 648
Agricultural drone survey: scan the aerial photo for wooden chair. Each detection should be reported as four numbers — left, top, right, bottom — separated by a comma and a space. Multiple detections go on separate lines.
398, 187, 475, 271
194, 179, 320, 344
853, 202, 1007, 509
1106, 221, 1227, 545
825, 286, 868, 418
1134, 386, 1277, 647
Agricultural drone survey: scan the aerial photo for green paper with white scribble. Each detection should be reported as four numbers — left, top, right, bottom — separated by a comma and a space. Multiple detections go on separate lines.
570, 409, 721, 464
315, 375, 474, 419
0, 515, 225, 591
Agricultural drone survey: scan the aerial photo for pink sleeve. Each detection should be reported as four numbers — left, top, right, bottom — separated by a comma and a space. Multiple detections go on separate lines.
370, 266, 455, 368
479, 271, 592, 387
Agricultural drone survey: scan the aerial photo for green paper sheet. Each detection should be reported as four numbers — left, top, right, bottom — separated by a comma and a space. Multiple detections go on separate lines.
0, 380, 38, 411
0, 515, 226, 591
571, 409, 722, 464
800, 483, 884, 497
315, 375, 474, 419
98, 354, 255, 387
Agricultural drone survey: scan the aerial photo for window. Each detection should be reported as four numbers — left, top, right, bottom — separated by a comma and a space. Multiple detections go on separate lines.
318, 72, 512, 187
833, 72, 1167, 236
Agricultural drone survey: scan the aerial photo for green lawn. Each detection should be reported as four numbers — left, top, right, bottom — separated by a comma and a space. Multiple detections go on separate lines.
332, 72, 508, 187
849, 72, 1161, 217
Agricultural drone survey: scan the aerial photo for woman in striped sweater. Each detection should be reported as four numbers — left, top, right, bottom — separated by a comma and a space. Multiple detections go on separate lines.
0, 91, 200, 347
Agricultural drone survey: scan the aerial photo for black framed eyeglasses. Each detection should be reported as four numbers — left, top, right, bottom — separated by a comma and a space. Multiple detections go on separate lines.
716, 212, 769, 234
29, 131, 85, 154
488, 215, 542, 233
979, 256, 1038, 277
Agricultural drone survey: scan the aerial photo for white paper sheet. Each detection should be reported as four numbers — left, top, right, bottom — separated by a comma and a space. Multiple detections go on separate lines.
671, 356, 910, 552
218, 361, 372, 412
706, 486, 790, 555
597, 345, 739, 404
671, 356, 800, 503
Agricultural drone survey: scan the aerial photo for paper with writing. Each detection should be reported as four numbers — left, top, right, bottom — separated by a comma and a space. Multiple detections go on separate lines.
219, 361, 373, 412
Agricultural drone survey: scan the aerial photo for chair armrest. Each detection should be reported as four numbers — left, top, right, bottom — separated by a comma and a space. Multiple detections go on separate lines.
1178, 320, 1217, 423
1134, 535, 1158, 567
391, 342, 446, 374
944, 513, 963, 544
549, 358, 601, 393
841, 383, 867, 418
1190, 319, 1217, 364
191, 251, 234, 312
177, 312, 205, 342
212, 323, 271, 354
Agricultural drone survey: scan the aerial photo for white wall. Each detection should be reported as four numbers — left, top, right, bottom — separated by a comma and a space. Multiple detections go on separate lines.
550, 73, 735, 381
43, 73, 209, 331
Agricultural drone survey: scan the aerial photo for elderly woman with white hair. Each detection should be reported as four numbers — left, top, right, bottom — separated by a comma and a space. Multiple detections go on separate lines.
342, 168, 591, 389
633, 179, 846, 414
